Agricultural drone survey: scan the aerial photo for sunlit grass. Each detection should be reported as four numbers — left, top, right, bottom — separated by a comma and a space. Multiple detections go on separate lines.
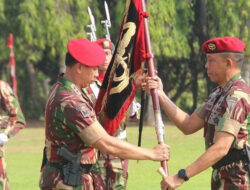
5, 124, 211, 190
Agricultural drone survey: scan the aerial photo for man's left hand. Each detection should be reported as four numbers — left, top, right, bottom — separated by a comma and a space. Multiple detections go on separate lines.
161, 174, 184, 190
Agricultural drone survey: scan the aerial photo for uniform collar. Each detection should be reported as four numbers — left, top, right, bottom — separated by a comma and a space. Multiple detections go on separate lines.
222, 73, 241, 92
230, 72, 241, 82
58, 76, 82, 94
58, 76, 75, 86
97, 73, 105, 83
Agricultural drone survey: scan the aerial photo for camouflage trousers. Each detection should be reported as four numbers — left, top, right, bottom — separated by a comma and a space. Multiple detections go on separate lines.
211, 160, 249, 190
0, 155, 9, 190
91, 153, 129, 190
39, 164, 95, 190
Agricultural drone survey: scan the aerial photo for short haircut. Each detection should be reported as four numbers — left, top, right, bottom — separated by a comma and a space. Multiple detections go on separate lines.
65, 52, 78, 67
222, 52, 244, 69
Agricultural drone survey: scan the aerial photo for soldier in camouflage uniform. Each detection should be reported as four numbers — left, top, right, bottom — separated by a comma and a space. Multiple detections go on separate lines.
39, 38, 169, 190
145, 36, 249, 190
84, 38, 140, 190
0, 80, 26, 190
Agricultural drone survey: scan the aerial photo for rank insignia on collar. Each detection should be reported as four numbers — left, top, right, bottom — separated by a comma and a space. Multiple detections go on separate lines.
208, 42, 217, 51
71, 84, 81, 95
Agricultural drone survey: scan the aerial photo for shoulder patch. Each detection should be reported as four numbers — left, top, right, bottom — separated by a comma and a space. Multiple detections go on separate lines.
226, 96, 237, 112
76, 103, 90, 118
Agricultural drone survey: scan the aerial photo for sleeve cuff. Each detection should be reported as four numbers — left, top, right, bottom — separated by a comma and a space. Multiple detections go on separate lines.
78, 120, 107, 145
218, 118, 242, 137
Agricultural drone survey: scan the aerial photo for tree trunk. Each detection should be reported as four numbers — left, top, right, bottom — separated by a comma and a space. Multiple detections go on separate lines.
25, 62, 44, 118
59, 53, 66, 74
191, 67, 198, 112
242, 56, 250, 85
42, 77, 50, 97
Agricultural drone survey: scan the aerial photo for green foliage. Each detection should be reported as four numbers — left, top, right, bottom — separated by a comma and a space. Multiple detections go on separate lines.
18, 0, 89, 59
0, 0, 249, 118
109, 0, 125, 42
148, 0, 192, 58
0, 0, 92, 119
127, 127, 211, 190
208, 0, 250, 54
0, 0, 5, 21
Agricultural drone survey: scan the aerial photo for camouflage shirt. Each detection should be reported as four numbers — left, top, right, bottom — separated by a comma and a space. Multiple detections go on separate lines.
196, 73, 250, 150
83, 80, 102, 107
45, 77, 105, 164
0, 80, 25, 138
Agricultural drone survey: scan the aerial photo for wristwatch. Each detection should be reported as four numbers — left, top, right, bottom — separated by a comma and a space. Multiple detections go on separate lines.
177, 169, 189, 181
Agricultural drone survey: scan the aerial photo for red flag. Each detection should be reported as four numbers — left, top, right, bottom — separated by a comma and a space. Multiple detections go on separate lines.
95, 0, 148, 136
7, 34, 18, 96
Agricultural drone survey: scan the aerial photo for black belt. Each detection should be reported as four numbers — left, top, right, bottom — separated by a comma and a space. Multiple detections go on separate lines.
48, 162, 93, 173
212, 148, 248, 169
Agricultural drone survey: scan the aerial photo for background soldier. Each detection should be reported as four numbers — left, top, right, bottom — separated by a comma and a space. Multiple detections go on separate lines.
0, 80, 26, 190
83, 38, 113, 105
146, 36, 249, 190
86, 38, 140, 190
39, 38, 169, 190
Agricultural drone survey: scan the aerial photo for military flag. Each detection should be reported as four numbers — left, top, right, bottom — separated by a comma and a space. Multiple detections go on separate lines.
95, 0, 148, 135
7, 34, 18, 96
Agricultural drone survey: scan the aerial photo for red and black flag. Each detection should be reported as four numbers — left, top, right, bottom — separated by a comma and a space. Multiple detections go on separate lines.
95, 0, 148, 136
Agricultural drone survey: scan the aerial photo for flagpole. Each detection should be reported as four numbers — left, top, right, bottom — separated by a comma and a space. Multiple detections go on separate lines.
7, 34, 18, 97
141, 0, 168, 176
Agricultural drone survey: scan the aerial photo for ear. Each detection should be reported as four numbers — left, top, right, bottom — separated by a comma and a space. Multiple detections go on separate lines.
226, 58, 233, 68
75, 63, 82, 74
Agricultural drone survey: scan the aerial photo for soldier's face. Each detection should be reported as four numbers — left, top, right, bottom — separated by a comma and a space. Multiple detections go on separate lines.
79, 65, 99, 88
205, 54, 228, 86
98, 49, 112, 74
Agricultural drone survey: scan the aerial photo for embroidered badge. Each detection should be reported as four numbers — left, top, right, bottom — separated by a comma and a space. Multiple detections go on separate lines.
76, 103, 90, 117
103, 40, 110, 49
208, 42, 217, 51
226, 97, 237, 112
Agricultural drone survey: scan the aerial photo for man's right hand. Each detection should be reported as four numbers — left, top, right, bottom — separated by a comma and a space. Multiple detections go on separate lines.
151, 143, 170, 161
145, 76, 164, 94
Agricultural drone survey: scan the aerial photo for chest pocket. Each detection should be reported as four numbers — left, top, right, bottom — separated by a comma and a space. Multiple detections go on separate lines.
204, 89, 222, 126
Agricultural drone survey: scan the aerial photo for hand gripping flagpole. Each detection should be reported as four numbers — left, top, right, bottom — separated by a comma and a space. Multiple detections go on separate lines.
141, 0, 168, 177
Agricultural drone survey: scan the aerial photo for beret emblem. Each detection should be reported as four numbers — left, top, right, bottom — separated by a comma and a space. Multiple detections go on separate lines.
103, 40, 110, 49
208, 42, 216, 51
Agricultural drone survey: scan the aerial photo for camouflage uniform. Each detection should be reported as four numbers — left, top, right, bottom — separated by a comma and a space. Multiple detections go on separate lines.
0, 80, 26, 190
83, 79, 137, 190
39, 77, 107, 190
196, 73, 250, 190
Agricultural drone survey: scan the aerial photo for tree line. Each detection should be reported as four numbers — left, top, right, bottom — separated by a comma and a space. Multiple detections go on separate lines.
0, 0, 249, 120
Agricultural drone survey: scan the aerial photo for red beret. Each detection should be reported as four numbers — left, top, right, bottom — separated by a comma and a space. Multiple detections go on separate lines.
95, 38, 113, 50
202, 36, 246, 54
67, 38, 105, 67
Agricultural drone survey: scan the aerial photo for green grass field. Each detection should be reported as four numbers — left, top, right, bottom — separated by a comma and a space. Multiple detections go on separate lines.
5, 124, 211, 190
